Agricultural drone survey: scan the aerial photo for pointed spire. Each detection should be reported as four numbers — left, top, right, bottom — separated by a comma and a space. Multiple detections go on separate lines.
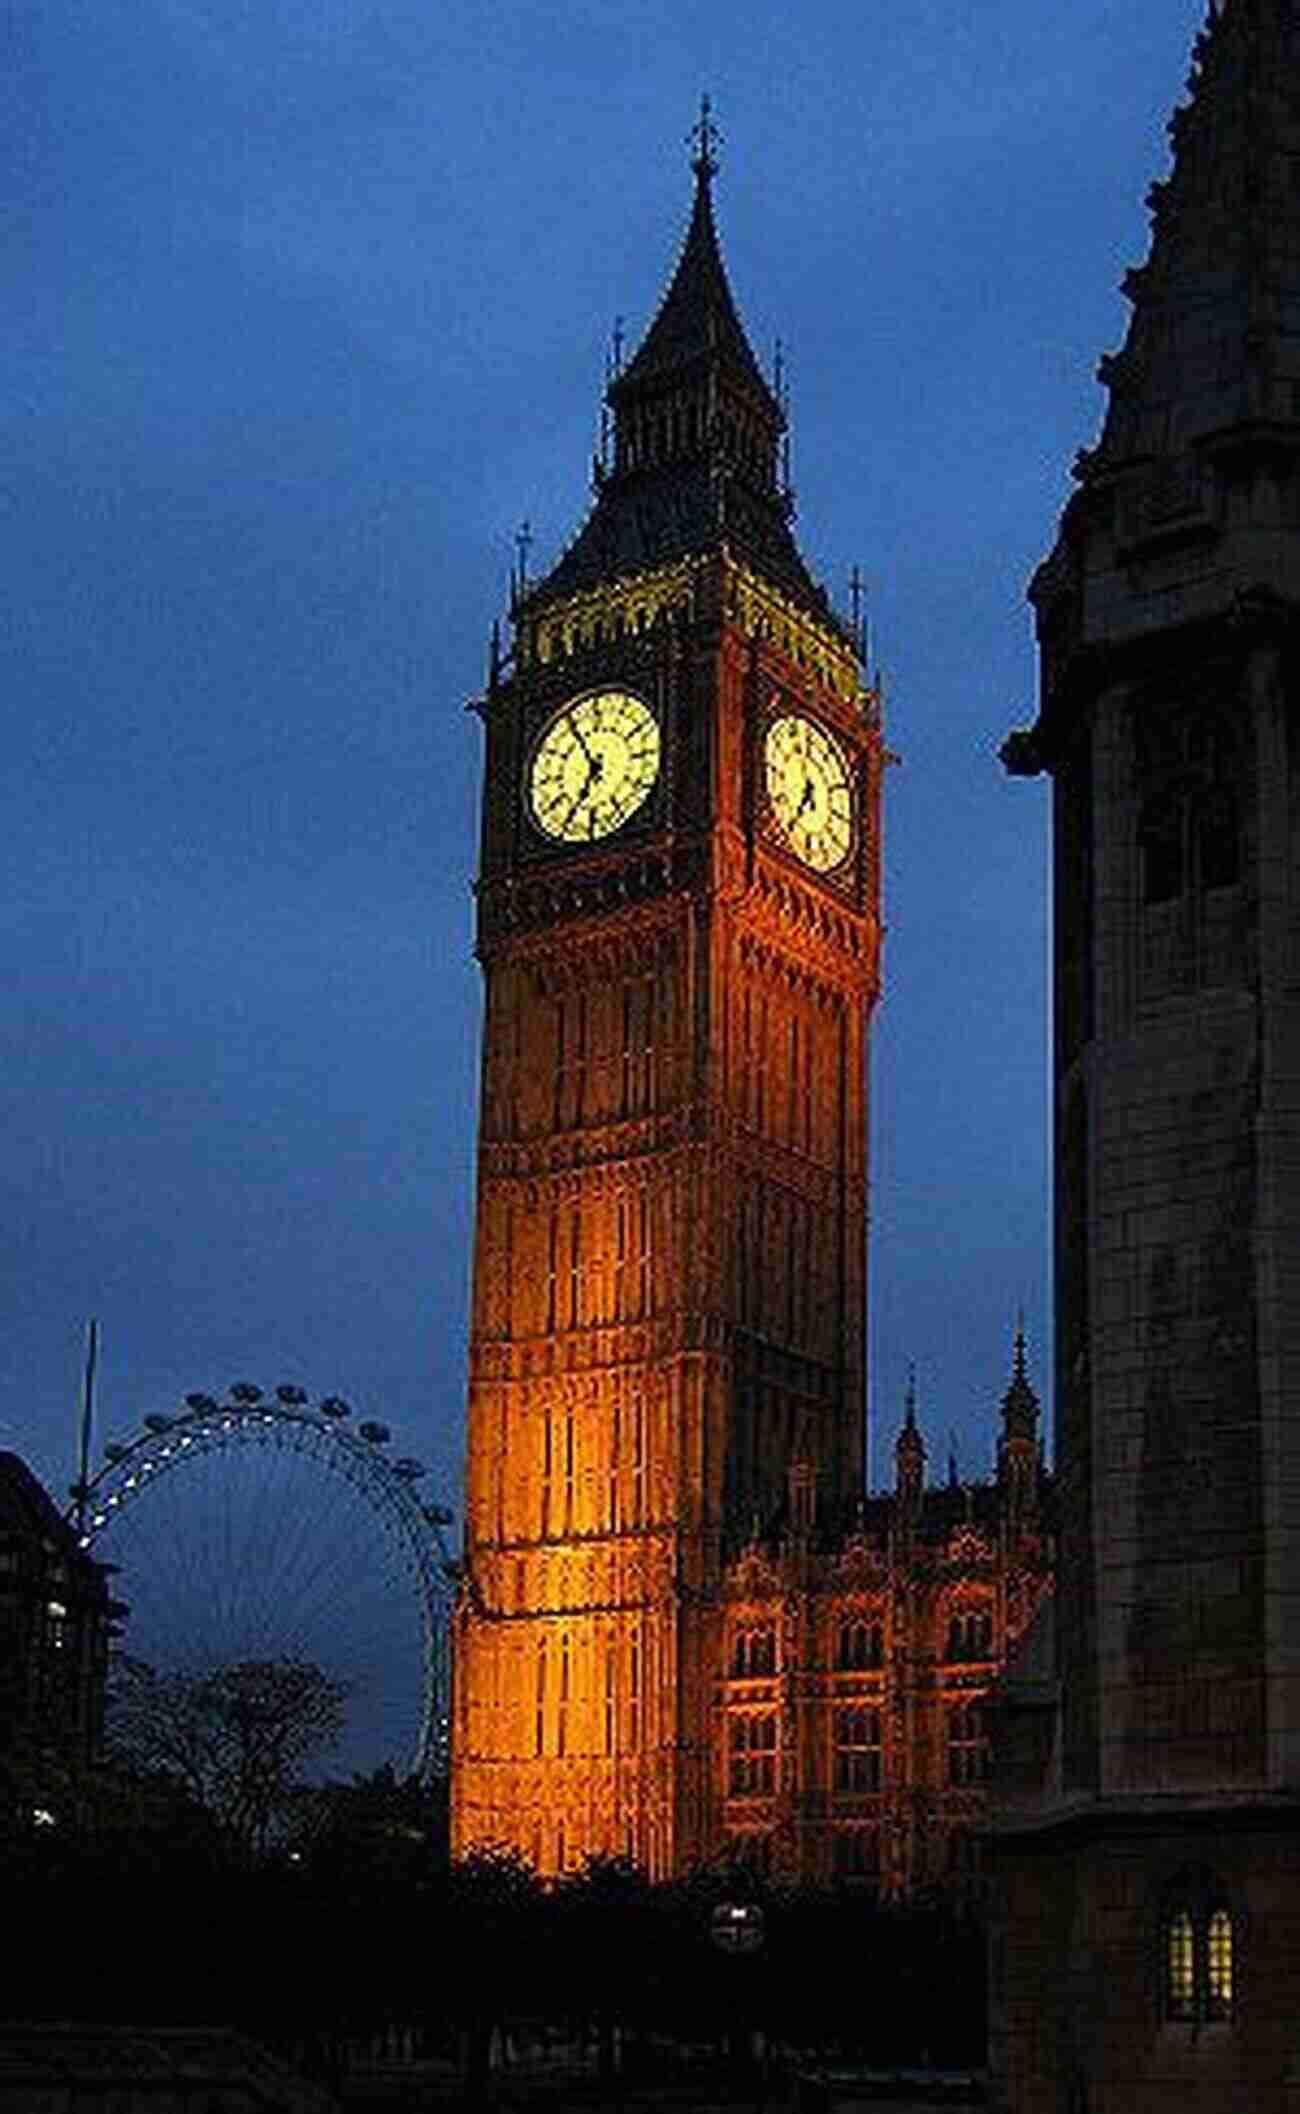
614, 105, 772, 406
528, 108, 836, 624
895, 1366, 926, 1505
689, 92, 720, 187
999, 1316, 1041, 1448
1013, 1310, 1028, 1383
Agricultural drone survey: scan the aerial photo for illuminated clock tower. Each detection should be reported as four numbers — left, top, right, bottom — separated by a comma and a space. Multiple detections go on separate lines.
451, 114, 884, 1879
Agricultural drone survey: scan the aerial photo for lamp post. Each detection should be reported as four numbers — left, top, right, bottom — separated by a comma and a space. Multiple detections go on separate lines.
711, 1901, 766, 2108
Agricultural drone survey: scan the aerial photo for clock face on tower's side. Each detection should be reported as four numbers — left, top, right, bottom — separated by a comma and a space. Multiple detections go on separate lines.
529, 689, 661, 844
764, 713, 854, 873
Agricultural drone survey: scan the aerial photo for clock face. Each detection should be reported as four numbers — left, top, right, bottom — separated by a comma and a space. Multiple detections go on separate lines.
764, 714, 854, 872
529, 690, 661, 844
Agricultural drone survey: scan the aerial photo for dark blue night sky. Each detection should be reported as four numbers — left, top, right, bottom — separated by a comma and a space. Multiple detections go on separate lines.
4, 2, 1203, 1752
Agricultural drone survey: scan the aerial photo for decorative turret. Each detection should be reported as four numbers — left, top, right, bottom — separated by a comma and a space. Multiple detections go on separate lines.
997, 1321, 1041, 1533
999, 1320, 1040, 1448
894, 1368, 926, 1513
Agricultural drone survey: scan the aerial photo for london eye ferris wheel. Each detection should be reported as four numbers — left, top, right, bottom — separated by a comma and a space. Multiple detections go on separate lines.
69, 1381, 457, 1781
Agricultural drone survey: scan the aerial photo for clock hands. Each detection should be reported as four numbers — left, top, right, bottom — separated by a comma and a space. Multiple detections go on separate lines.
558, 729, 606, 836
531, 691, 660, 843
765, 715, 851, 872
571, 712, 599, 773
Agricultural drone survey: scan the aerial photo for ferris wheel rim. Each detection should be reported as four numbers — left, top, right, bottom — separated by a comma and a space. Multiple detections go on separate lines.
69, 1385, 454, 1779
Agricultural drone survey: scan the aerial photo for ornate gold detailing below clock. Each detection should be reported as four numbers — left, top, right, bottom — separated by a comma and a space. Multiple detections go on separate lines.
764, 712, 854, 872
529, 689, 661, 843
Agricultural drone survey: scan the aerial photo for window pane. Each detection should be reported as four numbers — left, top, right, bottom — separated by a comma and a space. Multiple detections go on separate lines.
1207, 1909, 1233, 2018
1166, 1911, 1196, 2021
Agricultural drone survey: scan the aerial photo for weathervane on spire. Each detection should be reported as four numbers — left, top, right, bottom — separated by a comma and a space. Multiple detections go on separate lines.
689, 93, 721, 183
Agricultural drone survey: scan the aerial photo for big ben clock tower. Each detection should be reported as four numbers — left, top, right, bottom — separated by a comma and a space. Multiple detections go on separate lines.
452, 112, 884, 1879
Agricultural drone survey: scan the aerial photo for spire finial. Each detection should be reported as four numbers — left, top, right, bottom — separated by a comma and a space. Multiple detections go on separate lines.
689, 94, 720, 186
512, 518, 533, 605
1013, 1309, 1028, 1382
896, 1365, 925, 1503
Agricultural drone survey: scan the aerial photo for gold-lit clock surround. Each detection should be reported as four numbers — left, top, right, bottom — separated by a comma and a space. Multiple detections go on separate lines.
764, 712, 854, 872
529, 689, 661, 843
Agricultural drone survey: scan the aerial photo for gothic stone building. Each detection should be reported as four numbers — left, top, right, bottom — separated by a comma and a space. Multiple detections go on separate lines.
706, 1352, 1051, 1895
450, 122, 1052, 1888
992, 2, 1300, 2108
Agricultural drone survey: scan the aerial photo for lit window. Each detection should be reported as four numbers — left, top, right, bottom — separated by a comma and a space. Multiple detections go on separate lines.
946, 1609, 993, 1662
834, 1707, 882, 1793
729, 1714, 777, 1797
837, 1619, 883, 1670
1207, 1909, 1234, 2019
1161, 1891, 1235, 2025
1165, 1912, 1196, 2022
731, 1627, 776, 1678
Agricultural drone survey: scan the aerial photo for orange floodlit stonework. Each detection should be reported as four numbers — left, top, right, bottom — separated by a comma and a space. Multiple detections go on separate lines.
452, 126, 1051, 1887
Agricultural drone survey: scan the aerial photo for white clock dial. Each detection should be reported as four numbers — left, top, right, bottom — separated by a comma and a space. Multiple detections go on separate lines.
529, 690, 661, 843
765, 714, 854, 872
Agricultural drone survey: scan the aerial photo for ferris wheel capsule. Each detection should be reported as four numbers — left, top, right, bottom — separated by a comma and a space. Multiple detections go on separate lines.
358, 1421, 390, 1444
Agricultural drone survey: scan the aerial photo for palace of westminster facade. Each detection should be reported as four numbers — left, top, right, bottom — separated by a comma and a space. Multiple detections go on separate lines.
449, 112, 1053, 1894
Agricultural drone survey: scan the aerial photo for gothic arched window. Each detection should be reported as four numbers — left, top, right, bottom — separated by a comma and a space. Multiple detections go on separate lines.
838, 1617, 883, 1670
731, 1626, 776, 1679
947, 1702, 989, 1786
834, 1707, 883, 1792
946, 1608, 993, 1663
728, 1712, 777, 1797
1160, 1876, 1236, 2024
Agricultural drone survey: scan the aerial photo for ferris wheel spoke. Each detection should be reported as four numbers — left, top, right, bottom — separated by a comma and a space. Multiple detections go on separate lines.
78, 1392, 452, 1779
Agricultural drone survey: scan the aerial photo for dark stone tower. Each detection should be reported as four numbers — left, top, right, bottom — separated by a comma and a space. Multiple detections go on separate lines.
451, 116, 883, 1879
992, 5, 1300, 2107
